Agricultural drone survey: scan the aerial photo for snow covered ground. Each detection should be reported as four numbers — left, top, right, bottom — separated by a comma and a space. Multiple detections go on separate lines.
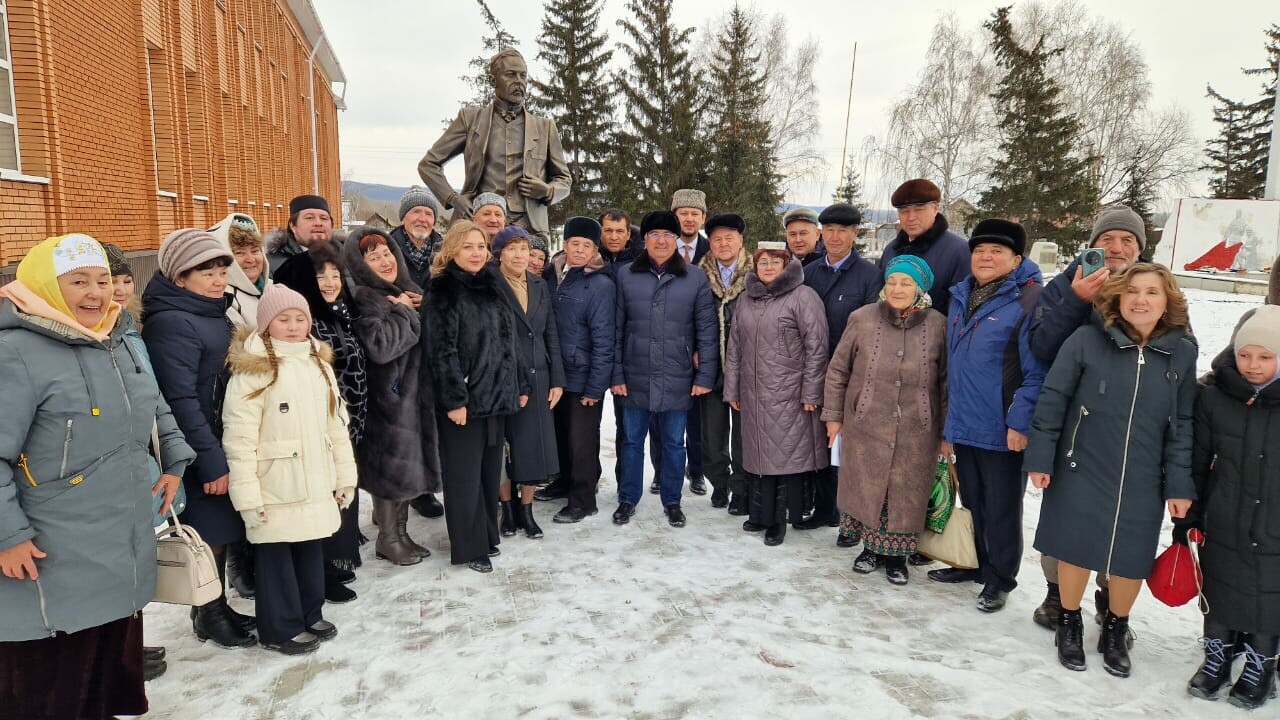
137, 289, 1263, 720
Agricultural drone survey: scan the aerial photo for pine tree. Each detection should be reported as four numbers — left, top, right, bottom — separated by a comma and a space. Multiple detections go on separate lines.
702, 6, 782, 247
606, 0, 707, 212
1203, 87, 1259, 199
459, 0, 520, 109
533, 0, 614, 222
978, 7, 1098, 256
832, 161, 864, 210
1238, 25, 1278, 196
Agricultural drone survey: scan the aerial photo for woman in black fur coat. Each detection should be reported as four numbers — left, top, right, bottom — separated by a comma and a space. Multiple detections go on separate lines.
425, 221, 522, 573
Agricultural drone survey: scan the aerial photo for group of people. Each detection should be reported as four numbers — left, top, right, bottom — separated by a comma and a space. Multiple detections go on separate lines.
3, 176, 1280, 719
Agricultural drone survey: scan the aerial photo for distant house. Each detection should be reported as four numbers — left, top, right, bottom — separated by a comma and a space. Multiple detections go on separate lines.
361, 212, 393, 232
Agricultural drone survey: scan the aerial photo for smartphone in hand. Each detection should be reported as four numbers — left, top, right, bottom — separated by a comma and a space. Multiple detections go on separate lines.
1080, 247, 1106, 277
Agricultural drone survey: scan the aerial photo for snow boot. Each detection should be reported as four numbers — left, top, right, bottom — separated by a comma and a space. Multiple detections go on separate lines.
1098, 610, 1132, 678
520, 502, 544, 539
1188, 620, 1238, 700
1056, 607, 1086, 671
1033, 583, 1062, 630
192, 597, 256, 648
1228, 634, 1279, 710
884, 556, 909, 586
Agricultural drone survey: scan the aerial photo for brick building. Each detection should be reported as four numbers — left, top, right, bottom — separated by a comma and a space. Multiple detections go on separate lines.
0, 0, 344, 272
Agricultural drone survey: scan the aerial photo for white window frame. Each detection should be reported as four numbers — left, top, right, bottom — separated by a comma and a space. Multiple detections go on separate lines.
0, 0, 23, 173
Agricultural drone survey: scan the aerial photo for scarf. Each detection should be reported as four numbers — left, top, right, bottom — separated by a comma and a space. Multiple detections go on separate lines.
502, 268, 528, 312
967, 275, 1009, 318
878, 286, 933, 320
0, 235, 121, 341
397, 232, 432, 279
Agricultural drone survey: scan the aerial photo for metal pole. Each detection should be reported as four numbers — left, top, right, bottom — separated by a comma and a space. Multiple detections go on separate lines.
837, 43, 858, 195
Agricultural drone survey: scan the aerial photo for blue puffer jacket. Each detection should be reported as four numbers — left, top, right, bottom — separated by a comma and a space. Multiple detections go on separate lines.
944, 257, 1048, 451
549, 253, 616, 400
803, 252, 883, 357
1028, 257, 1093, 364
612, 251, 719, 412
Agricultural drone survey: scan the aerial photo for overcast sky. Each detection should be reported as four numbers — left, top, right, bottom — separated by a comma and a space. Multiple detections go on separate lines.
309, 0, 1277, 211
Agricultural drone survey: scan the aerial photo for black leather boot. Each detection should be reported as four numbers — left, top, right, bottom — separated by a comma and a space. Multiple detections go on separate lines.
1056, 607, 1086, 671
192, 597, 256, 648
1228, 634, 1279, 710
1098, 610, 1132, 678
143, 656, 167, 681
396, 501, 430, 558
520, 502, 544, 539
1033, 583, 1062, 630
373, 497, 421, 565
500, 500, 519, 537
224, 540, 255, 599
1188, 620, 1238, 700
409, 493, 444, 518
884, 556, 909, 585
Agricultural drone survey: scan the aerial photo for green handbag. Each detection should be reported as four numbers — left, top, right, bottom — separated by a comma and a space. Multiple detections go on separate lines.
925, 458, 955, 534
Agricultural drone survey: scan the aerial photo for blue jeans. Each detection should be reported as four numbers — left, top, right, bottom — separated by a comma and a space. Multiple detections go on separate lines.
620, 407, 687, 507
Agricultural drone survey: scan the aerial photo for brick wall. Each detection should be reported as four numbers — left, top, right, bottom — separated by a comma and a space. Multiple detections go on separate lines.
0, 0, 342, 269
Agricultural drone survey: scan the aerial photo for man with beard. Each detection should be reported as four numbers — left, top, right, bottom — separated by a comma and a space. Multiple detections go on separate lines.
390, 187, 444, 290
267, 195, 335, 272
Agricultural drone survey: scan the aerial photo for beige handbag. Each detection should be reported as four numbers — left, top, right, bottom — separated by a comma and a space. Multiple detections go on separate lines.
917, 461, 979, 569
154, 506, 223, 606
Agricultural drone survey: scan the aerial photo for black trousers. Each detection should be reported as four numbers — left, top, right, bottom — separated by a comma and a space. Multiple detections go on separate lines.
254, 539, 325, 645
651, 399, 703, 478
700, 389, 743, 495
953, 444, 1027, 592
749, 473, 806, 527
439, 414, 505, 564
322, 490, 361, 571
553, 392, 604, 513
810, 466, 840, 523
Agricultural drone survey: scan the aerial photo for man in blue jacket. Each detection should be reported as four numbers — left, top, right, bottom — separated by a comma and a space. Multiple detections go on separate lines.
797, 202, 882, 532
878, 179, 971, 314
538, 217, 617, 524
933, 219, 1047, 614
610, 211, 719, 528
1026, 204, 1146, 631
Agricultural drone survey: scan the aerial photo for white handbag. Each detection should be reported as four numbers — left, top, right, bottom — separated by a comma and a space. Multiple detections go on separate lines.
154, 506, 223, 606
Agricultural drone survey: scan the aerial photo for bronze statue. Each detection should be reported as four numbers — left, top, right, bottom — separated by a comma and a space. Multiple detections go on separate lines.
418, 49, 572, 237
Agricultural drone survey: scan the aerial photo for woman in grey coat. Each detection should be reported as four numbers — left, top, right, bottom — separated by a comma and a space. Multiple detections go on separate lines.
822, 255, 947, 585
724, 243, 828, 546
1025, 263, 1196, 679
0, 234, 194, 720
343, 227, 441, 566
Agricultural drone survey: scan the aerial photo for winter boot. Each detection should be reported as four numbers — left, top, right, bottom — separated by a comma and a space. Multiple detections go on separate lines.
764, 482, 787, 546
372, 497, 421, 566
884, 556, 909, 586
1098, 610, 1132, 678
409, 493, 445, 518
1055, 607, 1086, 672
143, 656, 167, 681
500, 500, 519, 537
396, 501, 431, 558
1187, 620, 1238, 700
1228, 634, 1279, 710
728, 492, 749, 516
192, 597, 256, 648
324, 566, 357, 604
1033, 583, 1062, 630
520, 502, 544, 539
224, 540, 256, 599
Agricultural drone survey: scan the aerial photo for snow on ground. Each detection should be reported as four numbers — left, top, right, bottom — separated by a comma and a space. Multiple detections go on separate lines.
138, 290, 1263, 720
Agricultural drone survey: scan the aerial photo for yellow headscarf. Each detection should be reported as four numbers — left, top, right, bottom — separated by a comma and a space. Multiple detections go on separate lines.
0, 233, 121, 340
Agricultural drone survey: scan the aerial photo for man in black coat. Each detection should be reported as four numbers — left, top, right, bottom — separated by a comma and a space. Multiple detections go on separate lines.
1025, 204, 1146, 632
610, 211, 719, 528
784, 207, 826, 266
877, 179, 971, 314
798, 203, 882, 532
663, 189, 710, 496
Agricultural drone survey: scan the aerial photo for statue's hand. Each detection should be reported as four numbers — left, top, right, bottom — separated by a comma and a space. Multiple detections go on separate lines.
518, 176, 553, 202
450, 194, 474, 218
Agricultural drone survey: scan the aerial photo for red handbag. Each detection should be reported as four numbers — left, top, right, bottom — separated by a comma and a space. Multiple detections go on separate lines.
1146, 529, 1205, 608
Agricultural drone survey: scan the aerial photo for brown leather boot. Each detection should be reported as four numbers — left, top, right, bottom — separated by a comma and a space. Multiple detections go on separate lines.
373, 498, 422, 565
396, 500, 431, 558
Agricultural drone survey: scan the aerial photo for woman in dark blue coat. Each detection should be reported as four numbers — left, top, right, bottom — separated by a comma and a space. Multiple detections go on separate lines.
1026, 263, 1196, 679
490, 226, 565, 540
142, 228, 255, 649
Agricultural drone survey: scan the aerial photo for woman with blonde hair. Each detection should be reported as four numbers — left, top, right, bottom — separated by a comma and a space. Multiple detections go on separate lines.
1025, 263, 1197, 678
426, 221, 523, 572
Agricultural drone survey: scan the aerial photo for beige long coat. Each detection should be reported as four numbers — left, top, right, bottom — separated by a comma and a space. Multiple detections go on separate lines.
822, 301, 947, 533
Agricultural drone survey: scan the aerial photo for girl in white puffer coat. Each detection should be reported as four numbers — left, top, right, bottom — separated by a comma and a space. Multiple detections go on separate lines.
222, 284, 356, 655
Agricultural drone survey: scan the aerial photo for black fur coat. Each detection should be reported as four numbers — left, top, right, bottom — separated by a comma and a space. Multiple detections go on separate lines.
425, 263, 521, 419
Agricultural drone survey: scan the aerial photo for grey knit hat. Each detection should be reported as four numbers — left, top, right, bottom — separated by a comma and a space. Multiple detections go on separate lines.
157, 228, 232, 280
399, 186, 442, 221
1089, 205, 1147, 251
670, 188, 706, 212
473, 192, 507, 213
1234, 305, 1280, 355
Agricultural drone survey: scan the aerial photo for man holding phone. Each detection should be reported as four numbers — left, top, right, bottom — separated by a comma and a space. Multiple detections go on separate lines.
1026, 204, 1146, 631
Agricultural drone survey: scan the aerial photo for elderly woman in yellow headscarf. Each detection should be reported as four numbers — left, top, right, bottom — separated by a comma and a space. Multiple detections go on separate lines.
0, 234, 194, 720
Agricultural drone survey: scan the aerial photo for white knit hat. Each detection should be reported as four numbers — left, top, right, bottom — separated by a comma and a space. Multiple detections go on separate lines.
1234, 305, 1280, 355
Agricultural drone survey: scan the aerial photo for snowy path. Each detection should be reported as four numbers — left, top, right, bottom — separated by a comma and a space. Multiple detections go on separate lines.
138, 290, 1260, 720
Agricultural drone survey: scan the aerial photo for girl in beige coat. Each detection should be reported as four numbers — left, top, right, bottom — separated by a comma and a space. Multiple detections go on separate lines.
223, 285, 357, 655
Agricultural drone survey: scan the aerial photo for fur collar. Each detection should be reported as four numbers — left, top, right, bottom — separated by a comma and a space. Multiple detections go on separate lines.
745, 259, 805, 299
226, 325, 333, 374
342, 227, 423, 296
551, 251, 607, 281
888, 213, 951, 257
630, 250, 689, 277
698, 248, 751, 302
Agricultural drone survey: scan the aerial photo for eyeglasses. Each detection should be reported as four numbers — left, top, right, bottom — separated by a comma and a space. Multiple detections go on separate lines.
646, 232, 678, 242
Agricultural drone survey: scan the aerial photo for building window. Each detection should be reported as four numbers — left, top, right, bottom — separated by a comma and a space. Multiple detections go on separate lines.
146, 43, 177, 192
0, 0, 22, 172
